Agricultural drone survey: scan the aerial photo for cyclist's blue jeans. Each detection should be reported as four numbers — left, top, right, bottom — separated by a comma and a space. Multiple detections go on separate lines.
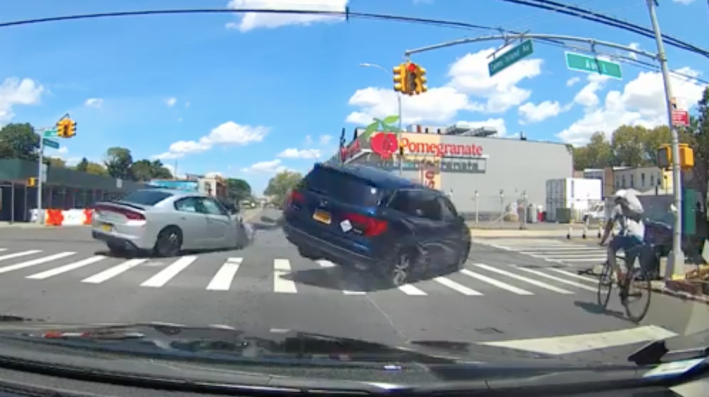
609, 235, 644, 253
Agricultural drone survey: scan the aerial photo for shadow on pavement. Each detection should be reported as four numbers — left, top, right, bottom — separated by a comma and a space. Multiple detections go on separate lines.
574, 300, 631, 323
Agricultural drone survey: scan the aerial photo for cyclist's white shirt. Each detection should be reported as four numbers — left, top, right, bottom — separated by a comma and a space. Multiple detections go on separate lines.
612, 191, 645, 240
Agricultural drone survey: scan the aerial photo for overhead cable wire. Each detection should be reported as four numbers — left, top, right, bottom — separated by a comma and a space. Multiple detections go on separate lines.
0, 7, 706, 59
498, 0, 709, 57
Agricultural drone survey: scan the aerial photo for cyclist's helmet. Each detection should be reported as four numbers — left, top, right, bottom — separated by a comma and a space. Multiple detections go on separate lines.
614, 189, 627, 203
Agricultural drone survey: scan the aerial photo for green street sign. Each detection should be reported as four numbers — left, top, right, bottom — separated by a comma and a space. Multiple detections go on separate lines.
42, 138, 59, 149
488, 39, 534, 77
43, 129, 57, 137
565, 52, 622, 79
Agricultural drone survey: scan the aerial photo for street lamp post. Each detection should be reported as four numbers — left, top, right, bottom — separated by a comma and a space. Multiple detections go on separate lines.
359, 63, 404, 176
645, 0, 685, 279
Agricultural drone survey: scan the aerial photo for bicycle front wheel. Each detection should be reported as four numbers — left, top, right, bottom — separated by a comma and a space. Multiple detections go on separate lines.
596, 261, 613, 308
622, 265, 652, 323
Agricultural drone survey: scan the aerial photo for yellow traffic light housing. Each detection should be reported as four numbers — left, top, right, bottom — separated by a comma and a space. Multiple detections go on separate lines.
55, 118, 76, 138
404, 62, 417, 96
66, 120, 76, 138
55, 119, 67, 138
393, 64, 407, 93
27, 177, 36, 187
415, 65, 427, 94
657, 144, 694, 170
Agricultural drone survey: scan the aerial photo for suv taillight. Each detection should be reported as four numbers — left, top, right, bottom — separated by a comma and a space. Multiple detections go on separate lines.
344, 212, 387, 237
286, 190, 304, 207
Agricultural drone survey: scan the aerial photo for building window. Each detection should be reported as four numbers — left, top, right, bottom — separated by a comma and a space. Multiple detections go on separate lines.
641, 173, 645, 188
657, 174, 662, 186
650, 174, 654, 187
622, 175, 626, 187
630, 174, 634, 188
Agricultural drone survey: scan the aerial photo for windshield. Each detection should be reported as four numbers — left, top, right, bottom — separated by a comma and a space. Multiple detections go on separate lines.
0, 0, 708, 390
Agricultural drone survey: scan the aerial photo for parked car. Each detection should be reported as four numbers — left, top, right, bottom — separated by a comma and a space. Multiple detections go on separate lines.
282, 163, 471, 287
91, 189, 250, 256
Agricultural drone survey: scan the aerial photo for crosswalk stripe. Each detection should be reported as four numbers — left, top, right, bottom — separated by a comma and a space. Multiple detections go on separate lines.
434, 276, 483, 295
82, 259, 147, 284
316, 260, 336, 268
343, 290, 366, 295
0, 252, 76, 275
474, 264, 574, 294
398, 284, 427, 295
206, 258, 242, 291
460, 269, 533, 295
273, 259, 297, 293
26, 256, 106, 279
0, 250, 41, 262
511, 266, 597, 292
141, 256, 198, 287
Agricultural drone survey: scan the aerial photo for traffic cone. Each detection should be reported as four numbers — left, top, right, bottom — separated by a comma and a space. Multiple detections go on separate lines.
566, 224, 572, 239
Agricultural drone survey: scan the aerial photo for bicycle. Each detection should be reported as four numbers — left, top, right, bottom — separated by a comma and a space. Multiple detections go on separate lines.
596, 243, 653, 323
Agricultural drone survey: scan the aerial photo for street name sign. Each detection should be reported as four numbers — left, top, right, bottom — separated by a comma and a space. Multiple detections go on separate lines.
42, 138, 59, 149
565, 52, 622, 79
488, 39, 534, 77
43, 129, 57, 137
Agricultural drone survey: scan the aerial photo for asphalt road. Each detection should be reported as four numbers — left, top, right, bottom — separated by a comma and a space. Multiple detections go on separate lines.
0, 208, 706, 365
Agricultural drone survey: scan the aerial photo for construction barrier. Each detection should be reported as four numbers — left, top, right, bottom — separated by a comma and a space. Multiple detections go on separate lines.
29, 209, 93, 226
566, 218, 607, 240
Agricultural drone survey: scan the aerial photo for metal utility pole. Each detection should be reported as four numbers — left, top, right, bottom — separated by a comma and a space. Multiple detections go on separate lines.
359, 63, 404, 176
36, 130, 45, 224
646, 0, 685, 279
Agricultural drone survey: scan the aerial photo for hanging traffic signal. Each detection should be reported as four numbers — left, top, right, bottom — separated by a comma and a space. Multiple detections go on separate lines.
415, 65, 427, 94
55, 119, 68, 138
657, 143, 695, 170
393, 64, 407, 93
405, 62, 417, 96
65, 120, 77, 138
27, 177, 37, 187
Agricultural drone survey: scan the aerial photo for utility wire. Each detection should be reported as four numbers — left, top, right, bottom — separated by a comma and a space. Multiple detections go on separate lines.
499, 0, 709, 57
0, 7, 706, 59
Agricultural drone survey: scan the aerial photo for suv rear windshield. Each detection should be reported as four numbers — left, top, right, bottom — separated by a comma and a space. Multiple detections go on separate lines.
303, 167, 383, 207
118, 190, 173, 206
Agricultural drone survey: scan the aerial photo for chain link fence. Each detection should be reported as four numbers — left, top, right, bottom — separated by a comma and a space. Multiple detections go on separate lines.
460, 193, 533, 227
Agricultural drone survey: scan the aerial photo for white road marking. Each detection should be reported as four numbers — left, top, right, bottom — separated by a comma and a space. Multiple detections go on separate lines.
343, 290, 366, 295
511, 266, 597, 292
479, 325, 678, 355
210, 324, 235, 330
141, 256, 197, 287
316, 260, 336, 268
460, 269, 534, 295
26, 256, 106, 279
273, 259, 297, 293
398, 284, 427, 295
81, 259, 146, 284
206, 258, 242, 291
474, 263, 574, 294
0, 252, 76, 275
0, 250, 41, 262
434, 277, 483, 295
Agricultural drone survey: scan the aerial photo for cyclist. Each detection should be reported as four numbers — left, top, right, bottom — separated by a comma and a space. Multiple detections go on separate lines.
599, 189, 645, 282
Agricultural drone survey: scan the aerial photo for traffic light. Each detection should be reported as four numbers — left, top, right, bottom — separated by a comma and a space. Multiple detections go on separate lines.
657, 143, 694, 170
414, 65, 427, 95
27, 177, 36, 187
55, 119, 68, 138
393, 64, 407, 93
405, 62, 417, 96
66, 120, 76, 138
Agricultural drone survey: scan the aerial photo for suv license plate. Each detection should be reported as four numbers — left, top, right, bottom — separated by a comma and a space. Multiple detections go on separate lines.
313, 210, 332, 225
101, 224, 113, 232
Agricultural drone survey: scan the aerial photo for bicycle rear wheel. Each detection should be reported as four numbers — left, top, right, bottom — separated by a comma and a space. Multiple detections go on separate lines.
596, 261, 613, 308
621, 264, 652, 323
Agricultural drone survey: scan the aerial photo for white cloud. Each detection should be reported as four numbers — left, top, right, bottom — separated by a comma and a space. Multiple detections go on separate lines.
56, 146, 68, 154
185, 101, 190, 108
226, 0, 348, 32
278, 148, 321, 159
458, 118, 508, 137
566, 77, 580, 87
152, 121, 269, 159
672, 0, 694, 4
319, 134, 332, 145
518, 100, 564, 124
205, 171, 224, 178
345, 47, 542, 126
166, 97, 177, 107
0, 78, 44, 123
84, 98, 103, 108
628, 42, 640, 60
572, 73, 610, 108
162, 164, 185, 179
241, 159, 287, 174
558, 67, 706, 146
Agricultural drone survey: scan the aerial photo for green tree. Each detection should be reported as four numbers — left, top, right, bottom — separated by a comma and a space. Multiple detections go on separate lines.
264, 170, 303, 205
104, 147, 134, 179
0, 123, 39, 161
226, 178, 252, 201
572, 132, 612, 170
86, 161, 108, 176
75, 157, 89, 172
130, 159, 173, 181
46, 157, 66, 167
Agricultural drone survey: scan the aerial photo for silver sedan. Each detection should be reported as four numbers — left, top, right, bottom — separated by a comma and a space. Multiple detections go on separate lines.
91, 189, 250, 257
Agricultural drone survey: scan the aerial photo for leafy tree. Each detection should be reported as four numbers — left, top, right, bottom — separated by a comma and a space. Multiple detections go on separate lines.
75, 157, 89, 172
104, 147, 134, 179
572, 132, 612, 170
0, 123, 39, 161
46, 157, 66, 167
131, 159, 172, 181
226, 178, 252, 201
264, 170, 302, 205
86, 161, 108, 176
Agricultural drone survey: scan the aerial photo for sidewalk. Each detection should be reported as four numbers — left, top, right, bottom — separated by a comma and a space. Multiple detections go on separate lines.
470, 222, 593, 238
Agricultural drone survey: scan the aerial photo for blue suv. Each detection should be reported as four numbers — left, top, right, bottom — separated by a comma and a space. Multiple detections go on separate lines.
283, 163, 471, 287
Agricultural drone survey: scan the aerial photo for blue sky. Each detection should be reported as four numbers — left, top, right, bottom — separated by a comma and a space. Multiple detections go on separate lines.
0, 0, 706, 194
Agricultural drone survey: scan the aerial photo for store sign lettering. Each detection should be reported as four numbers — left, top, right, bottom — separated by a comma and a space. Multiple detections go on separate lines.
340, 140, 362, 162
401, 138, 483, 157
424, 169, 435, 189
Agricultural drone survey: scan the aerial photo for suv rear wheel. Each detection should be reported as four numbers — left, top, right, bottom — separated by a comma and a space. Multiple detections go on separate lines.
387, 251, 415, 287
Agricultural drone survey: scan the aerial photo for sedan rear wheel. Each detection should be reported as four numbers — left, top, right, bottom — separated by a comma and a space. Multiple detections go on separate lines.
154, 227, 182, 257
